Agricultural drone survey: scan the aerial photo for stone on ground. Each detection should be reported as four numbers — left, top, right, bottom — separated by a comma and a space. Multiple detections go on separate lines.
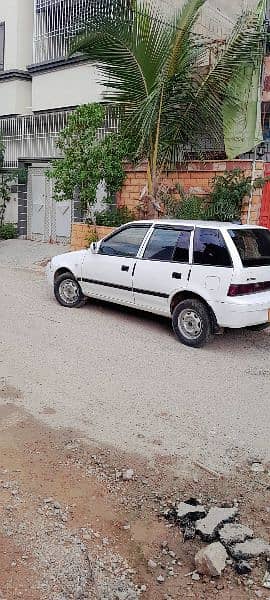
195, 542, 228, 577
230, 538, 270, 560
234, 560, 252, 575
176, 502, 206, 522
219, 523, 254, 546
196, 507, 238, 542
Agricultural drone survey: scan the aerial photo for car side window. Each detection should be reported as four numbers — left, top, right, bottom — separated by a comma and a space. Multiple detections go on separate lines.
99, 226, 150, 258
193, 228, 232, 267
143, 227, 191, 262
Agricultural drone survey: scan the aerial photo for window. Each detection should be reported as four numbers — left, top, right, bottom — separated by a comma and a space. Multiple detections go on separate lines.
0, 23, 5, 71
193, 228, 232, 267
143, 227, 191, 262
229, 228, 270, 267
99, 225, 150, 258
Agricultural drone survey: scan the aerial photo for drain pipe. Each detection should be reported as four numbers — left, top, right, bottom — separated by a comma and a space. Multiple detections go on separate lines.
247, 146, 257, 225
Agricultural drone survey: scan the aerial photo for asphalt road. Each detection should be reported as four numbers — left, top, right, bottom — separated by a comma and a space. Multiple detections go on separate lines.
1, 240, 270, 473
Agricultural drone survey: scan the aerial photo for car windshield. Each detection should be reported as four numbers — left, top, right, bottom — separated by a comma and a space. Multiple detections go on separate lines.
229, 228, 270, 267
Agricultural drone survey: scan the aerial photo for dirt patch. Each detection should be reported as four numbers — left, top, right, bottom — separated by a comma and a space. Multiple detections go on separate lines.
0, 402, 269, 599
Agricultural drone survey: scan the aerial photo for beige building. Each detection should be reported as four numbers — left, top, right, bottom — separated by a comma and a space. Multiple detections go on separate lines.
0, 0, 262, 240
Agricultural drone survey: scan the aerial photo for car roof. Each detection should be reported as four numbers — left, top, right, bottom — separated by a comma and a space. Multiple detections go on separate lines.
127, 219, 266, 230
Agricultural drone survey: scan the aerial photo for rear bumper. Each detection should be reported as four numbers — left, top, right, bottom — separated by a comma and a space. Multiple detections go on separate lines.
213, 294, 270, 328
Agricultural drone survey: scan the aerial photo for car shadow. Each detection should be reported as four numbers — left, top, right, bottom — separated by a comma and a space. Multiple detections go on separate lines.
83, 298, 270, 352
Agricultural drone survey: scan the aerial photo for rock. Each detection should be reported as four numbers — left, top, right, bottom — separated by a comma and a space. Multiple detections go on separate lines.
251, 462, 265, 473
168, 551, 176, 558
255, 591, 263, 598
139, 584, 147, 592
230, 539, 270, 560
219, 523, 254, 546
196, 507, 238, 542
234, 561, 252, 575
147, 559, 157, 570
122, 469, 134, 481
195, 542, 228, 577
183, 522, 196, 541
192, 572, 200, 581
161, 541, 168, 549
262, 570, 270, 589
176, 502, 206, 523
157, 575, 165, 583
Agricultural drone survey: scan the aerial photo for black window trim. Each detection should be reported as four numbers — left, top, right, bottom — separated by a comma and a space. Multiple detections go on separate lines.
142, 225, 193, 264
98, 223, 152, 258
192, 227, 233, 268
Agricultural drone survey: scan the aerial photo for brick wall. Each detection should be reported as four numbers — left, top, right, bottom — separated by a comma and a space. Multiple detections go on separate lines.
117, 160, 264, 225
71, 224, 115, 251
71, 160, 264, 250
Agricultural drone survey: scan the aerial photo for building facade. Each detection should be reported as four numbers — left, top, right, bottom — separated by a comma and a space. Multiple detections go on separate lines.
0, 0, 260, 241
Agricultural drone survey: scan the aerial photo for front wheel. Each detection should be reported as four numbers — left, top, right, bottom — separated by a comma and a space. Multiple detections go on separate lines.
172, 299, 213, 348
54, 272, 86, 308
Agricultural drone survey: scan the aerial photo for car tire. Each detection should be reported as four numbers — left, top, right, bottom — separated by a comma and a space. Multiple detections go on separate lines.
248, 322, 270, 332
172, 299, 213, 348
54, 272, 86, 308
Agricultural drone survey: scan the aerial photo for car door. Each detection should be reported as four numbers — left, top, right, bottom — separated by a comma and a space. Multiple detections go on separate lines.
81, 224, 151, 305
188, 227, 234, 302
133, 225, 193, 315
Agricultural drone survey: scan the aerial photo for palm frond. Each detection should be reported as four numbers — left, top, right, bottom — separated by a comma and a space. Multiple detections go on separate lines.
71, 1, 170, 107
161, 2, 267, 166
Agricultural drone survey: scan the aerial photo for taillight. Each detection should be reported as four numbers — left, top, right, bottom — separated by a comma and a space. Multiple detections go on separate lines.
228, 281, 270, 296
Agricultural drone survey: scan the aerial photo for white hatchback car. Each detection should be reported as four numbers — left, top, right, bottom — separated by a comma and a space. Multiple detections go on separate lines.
46, 220, 270, 347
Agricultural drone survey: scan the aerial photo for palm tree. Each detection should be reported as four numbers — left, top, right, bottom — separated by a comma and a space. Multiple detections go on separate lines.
71, 0, 266, 203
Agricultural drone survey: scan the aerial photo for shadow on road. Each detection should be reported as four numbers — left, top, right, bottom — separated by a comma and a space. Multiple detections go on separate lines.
82, 297, 270, 353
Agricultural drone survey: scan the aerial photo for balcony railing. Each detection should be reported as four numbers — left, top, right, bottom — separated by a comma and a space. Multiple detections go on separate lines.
33, 0, 237, 65
0, 109, 118, 168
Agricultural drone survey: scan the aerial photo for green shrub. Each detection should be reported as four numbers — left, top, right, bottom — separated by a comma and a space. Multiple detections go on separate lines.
205, 170, 253, 222
0, 223, 17, 240
163, 184, 207, 220
95, 206, 135, 227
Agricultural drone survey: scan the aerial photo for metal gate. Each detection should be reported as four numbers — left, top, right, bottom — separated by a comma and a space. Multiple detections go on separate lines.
27, 167, 71, 242
260, 163, 270, 229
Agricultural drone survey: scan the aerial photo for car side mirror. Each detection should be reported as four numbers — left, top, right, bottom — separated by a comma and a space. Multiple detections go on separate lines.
90, 241, 99, 254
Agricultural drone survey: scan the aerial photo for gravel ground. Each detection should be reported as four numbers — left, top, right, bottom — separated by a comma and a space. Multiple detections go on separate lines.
0, 239, 70, 269
1, 239, 270, 473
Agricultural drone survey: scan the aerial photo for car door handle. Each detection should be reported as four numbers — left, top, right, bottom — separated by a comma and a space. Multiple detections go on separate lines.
172, 272, 182, 279
121, 265, 129, 272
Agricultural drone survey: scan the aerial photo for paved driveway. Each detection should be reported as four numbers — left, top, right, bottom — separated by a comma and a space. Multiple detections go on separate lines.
1, 240, 270, 473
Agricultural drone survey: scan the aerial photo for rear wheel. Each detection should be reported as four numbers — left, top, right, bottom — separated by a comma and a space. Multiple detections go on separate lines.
172, 299, 213, 348
54, 272, 86, 308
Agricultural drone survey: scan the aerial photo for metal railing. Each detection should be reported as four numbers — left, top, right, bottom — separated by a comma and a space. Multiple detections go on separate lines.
33, 0, 237, 64
0, 110, 72, 168
0, 109, 118, 168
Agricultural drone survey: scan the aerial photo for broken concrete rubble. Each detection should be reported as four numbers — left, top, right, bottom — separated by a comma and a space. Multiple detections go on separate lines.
196, 507, 238, 542
176, 501, 206, 522
234, 561, 252, 575
230, 539, 270, 560
219, 523, 254, 547
195, 542, 228, 577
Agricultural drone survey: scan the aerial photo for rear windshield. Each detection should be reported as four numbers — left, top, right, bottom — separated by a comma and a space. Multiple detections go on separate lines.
229, 229, 270, 267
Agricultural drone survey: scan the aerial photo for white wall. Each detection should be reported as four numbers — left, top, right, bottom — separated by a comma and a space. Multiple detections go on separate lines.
0, 0, 33, 70
32, 63, 103, 112
0, 79, 32, 115
4, 190, 18, 224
